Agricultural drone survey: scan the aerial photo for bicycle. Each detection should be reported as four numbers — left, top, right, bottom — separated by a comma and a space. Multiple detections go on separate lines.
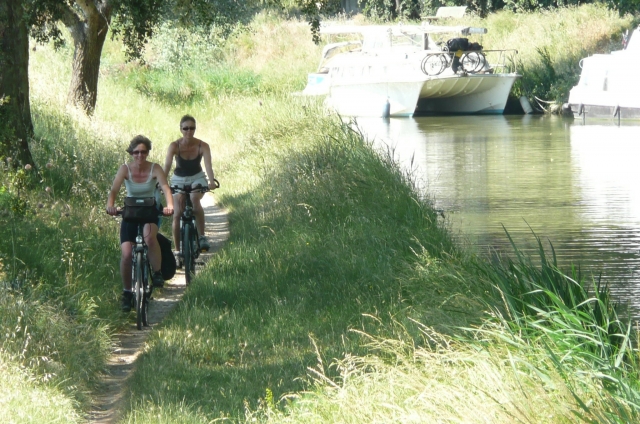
171, 179, 219, 285
420, 49, 487, 76
115, 209, 164, 330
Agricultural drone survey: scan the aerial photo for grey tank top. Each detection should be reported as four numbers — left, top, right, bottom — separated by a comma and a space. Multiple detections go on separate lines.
124, 163, 156, 197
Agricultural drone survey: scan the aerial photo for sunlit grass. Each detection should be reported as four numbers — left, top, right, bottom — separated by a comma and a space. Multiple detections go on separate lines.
0, 353, 82, 423
250, 324, 604, 423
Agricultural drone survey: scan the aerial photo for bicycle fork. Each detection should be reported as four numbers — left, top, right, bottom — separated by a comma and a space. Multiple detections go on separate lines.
134, 236, 152, 296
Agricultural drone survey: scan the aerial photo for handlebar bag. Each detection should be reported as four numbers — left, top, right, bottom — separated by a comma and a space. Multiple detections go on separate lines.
123, 197, 158, 223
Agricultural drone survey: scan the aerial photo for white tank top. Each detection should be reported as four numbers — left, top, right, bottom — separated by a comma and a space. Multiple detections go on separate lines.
124, 163, 157, 197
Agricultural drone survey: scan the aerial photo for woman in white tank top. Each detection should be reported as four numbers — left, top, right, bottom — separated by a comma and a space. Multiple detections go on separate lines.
106, 135, 174, 312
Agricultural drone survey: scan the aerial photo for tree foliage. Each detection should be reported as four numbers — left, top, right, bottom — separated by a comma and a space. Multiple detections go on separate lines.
21, 0, 251, 114
297, 0, 342, 43
356, 0, 639, 20
24, 0, 164, 61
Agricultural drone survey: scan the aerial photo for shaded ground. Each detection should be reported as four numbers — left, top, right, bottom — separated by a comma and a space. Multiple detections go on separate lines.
87, 194, 229, 423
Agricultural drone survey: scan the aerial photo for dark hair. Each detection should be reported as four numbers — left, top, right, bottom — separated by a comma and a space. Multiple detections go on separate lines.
180, 115, 196, 126
126, 135, 152, 154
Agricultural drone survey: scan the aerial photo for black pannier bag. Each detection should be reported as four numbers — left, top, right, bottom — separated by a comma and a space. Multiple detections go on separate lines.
446, 37, 469, 52
157, 232, 176, 281
468, 41, 483, 51
123, 197, 158, 223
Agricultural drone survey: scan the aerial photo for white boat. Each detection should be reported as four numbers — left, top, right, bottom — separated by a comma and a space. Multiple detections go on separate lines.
567, 25, 640, 120
302, 21, 520, 117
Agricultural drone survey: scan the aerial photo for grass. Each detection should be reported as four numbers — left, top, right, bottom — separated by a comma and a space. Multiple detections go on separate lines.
478, 4, 635, 102
123, 107, 484, 420
0, 353, 81, 423
1, 5, 639, 422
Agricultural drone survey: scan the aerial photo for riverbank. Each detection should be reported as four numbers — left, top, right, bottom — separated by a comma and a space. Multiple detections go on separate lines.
1, 5, 638, 422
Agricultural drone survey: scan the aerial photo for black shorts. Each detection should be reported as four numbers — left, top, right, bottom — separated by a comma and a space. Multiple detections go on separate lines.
120, 220, 159, 244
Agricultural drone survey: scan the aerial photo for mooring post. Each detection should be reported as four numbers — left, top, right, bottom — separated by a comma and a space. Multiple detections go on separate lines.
613, 105, 621, 126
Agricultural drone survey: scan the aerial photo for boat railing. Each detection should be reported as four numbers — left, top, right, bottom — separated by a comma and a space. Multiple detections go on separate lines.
482, 49, 519, 74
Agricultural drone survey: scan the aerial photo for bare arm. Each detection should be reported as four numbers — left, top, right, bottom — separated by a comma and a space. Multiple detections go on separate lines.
153, 164, 174, 215
163, 142, 178, 178
106, 165, 128, 214
201, 142, 216, 190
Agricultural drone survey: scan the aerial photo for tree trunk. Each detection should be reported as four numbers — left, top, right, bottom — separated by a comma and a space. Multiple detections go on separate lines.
0, 0, 34, 166
67, 3, 111, 115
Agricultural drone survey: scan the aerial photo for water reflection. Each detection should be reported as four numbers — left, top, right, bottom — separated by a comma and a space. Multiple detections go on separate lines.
354, 115, 640, 316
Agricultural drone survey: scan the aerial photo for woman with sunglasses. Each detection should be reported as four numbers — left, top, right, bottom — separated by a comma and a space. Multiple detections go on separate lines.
106, 135, 174, 312
163, 115, 217, 256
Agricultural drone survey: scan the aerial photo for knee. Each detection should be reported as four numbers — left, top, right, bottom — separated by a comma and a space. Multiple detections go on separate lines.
192, 199, 203, 213
145, 232, 158, 247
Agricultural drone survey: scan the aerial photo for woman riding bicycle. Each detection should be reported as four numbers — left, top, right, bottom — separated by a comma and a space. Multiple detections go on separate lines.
106, 135, 174, 312
163, 115, 217, 256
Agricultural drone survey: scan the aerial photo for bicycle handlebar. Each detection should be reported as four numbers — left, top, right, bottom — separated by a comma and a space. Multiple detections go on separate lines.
170, 178, 219, 194
112, 209, 166, 217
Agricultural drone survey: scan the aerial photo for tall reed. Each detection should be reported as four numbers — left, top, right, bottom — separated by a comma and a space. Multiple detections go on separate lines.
475, 229, 640, 421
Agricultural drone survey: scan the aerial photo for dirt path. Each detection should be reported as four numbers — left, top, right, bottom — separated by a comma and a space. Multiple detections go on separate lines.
87, 194, 229, 423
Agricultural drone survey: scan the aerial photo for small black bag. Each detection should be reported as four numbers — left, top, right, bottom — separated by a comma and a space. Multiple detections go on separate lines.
157, 232, 176, 281
123, 197, 158, 223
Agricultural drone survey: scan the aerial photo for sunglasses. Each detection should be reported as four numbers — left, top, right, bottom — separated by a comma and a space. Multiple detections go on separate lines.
131, 150, 149, 155
182, 126, 196, 131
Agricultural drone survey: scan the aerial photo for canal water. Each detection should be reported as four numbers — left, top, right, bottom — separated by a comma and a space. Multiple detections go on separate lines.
354, 115, 640, 315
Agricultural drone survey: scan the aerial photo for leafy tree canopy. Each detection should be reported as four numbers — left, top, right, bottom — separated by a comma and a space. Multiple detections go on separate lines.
25, 0, 251, 61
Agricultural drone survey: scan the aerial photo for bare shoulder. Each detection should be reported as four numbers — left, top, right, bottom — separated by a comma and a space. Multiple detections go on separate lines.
114, 163, 129, 180
199, 139, 211, 150
150, 162, 164, 174
167, 140, 180, 152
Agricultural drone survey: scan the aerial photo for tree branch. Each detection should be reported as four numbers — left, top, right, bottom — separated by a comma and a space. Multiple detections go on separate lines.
57, 2, 82, 28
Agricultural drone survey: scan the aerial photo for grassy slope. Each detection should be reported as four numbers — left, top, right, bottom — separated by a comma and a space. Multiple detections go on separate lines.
120, 6, 637, 424
0, 5, 637, 422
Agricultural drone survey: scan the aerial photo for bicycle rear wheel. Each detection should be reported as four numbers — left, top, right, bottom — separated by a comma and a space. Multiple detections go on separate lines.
183, 223, 194, 285
134, 251, 144, 330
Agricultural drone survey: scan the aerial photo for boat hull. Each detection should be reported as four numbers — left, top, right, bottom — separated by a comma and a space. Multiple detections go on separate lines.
416, 73, 519, 114
567, 103, 640, 120
326, 80, 426, 117
567, 47, 640, 121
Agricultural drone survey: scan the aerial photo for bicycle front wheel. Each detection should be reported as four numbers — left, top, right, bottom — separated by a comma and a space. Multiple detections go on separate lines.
461, 51, 486, 73
421, 53, 447, 76
141, 263, 149, 327
134, 251, 144, 330
183, 223, 194, 285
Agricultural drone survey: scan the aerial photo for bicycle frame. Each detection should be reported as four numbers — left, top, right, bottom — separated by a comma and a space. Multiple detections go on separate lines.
114, 208, 160, 330
132, 222, 153, 329
171, 185, 209, 285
